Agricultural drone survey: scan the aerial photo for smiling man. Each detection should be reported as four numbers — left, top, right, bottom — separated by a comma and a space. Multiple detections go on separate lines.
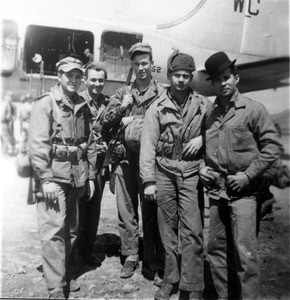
28, 57, 97, 299
103, 42, 164, 282
140, 50, 212, 300
199, 52, 283, 299
77, 62, 110, 266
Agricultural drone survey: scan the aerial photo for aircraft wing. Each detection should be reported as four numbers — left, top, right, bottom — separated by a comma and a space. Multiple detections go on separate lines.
237, 57, 290, 93
195, 57, 289, 96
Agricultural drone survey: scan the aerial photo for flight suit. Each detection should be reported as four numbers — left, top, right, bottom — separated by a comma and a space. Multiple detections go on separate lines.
140, 87, 212, 291
28, 84, 96, 293
103, 78, 164, 272
77, 89, 109, 260
204, 90, 283, 299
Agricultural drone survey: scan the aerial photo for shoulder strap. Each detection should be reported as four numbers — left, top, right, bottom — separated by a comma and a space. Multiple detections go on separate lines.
50, 92, 62, 125
50, 92, 67, 145
123, 85, 135, 117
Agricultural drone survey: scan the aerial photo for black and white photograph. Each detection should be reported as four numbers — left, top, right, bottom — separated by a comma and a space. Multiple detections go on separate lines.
0, 0, 289, 299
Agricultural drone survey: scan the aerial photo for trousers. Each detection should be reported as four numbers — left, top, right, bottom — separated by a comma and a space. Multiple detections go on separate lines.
37, 182, 85, 292
115, 160, 163, 270
78, 162, 106, 258
207, 196, 260, 299
1, 122, 15, 153
156, 167, 204, 291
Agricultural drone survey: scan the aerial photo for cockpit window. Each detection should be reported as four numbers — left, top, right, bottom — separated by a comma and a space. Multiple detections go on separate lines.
100, 30, 142, 81
23, 25, 94, 76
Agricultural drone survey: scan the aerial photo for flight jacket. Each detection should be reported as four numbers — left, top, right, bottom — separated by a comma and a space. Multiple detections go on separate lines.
140, 87, 212, 183
28, 84, 97, 187
204, 89, 283, 180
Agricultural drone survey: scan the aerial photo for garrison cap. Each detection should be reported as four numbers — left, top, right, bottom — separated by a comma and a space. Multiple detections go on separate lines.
56, 56, 84, 73
167, 50, 196, 73
128, 42, 152, 60
204, 51, 236, 80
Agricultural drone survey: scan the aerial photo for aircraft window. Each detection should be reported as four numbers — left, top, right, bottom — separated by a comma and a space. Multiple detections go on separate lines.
23, 25, 94, 76
100, 31, 142, 81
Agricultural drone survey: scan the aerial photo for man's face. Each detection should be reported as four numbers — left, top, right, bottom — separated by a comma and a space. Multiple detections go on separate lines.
85, 69, 106, 96
132, 53, 152, 81
169, 69, 192, 93
58, 69, 83, 96
212, 68, 239, 98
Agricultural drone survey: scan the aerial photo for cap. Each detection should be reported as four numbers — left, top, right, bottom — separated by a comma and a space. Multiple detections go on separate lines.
56, 56, 84, 73
204, 51, 236, 80
167, 50, 196, 73
128, 42, 152, 60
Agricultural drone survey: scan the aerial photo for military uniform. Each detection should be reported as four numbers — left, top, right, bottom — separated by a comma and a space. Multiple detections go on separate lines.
77, 89, 109, 261
19, 98, 34, 152
103, 78, 164, 273
28, 83, 96, 294
204, 90, 283, 299
140, 87, 212, 292
1, 94, 16, 154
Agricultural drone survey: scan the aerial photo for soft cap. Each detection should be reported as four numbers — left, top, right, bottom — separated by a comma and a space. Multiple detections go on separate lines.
128, 42, 152, 60
167, 50, 196, 73
56, 56, 84, 73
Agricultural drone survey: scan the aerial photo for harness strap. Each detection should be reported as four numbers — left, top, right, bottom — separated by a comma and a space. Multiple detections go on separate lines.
50, 93, 67, 145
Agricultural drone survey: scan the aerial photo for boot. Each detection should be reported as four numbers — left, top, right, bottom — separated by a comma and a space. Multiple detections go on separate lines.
155, 282, 174, 300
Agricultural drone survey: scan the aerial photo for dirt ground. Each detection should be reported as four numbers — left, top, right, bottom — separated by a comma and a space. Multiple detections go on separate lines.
0, 133, 289, 300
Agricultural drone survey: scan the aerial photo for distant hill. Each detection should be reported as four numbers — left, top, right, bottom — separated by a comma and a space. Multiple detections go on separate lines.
272, 110, 290, 136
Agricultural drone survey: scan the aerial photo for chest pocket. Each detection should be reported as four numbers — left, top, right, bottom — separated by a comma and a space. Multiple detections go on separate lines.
229, 126, 255, 151
53, 107, 73, 137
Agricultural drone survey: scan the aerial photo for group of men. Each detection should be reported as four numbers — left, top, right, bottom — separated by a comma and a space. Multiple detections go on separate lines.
27, 41, 283, 300
1, 91, 36, 156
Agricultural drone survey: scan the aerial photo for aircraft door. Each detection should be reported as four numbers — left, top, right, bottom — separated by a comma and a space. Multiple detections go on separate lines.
100, 30, 142, 82
23, 25, 94, 76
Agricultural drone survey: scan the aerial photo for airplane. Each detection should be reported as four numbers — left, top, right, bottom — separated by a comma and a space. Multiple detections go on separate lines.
1, 0, 289, 100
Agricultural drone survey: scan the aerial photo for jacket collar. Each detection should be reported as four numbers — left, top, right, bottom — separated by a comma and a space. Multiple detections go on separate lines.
158, 87, 195, 111
232, 90, 247, 109
52, 84, 86, 113
80, 89, 107, 107
213, 89, 245, 110
130, 78, 162, 105
212, 89, 246, 126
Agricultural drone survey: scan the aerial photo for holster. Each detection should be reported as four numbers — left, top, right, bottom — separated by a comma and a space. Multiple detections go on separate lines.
156, 141, 193, 161
207, 170, 227, 190
156, 141, 181, 160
